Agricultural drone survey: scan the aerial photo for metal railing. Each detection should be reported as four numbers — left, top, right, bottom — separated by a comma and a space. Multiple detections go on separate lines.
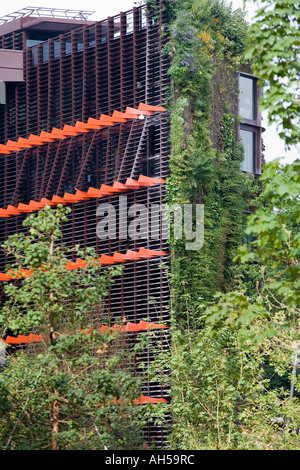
0, 6, 95, 25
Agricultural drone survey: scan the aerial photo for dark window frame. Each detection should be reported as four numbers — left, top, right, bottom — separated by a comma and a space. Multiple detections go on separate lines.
238, 72, 262, 175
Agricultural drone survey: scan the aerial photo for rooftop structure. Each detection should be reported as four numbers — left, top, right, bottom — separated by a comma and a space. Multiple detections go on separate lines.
0, 6, 95, 25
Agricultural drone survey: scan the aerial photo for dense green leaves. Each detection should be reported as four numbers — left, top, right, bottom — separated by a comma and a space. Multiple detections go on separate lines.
152, 160, 300, 449
236, 159, 300, 308
203, 159, 300, 446
0, 205, 122, 336
246, 0, 300, 146
0, 331, 147, 450
0, 206, 154, 450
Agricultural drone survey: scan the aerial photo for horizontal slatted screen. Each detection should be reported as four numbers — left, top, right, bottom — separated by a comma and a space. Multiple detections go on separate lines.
0, 4, 171, 448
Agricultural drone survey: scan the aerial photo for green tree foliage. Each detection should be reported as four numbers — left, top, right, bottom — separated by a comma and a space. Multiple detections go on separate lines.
205, 158, 300, 447
154, 324, 300, 450
0, 332, 146, 450
0, 205, 120, 335
245, 0, 300, 146
0, 206, 151, 450
152, 159, 300, 449
208, 158, 300, 343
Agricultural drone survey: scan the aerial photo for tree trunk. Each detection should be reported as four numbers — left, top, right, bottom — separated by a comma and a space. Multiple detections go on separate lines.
52, 397, 59, 450
50, 233, 60, 450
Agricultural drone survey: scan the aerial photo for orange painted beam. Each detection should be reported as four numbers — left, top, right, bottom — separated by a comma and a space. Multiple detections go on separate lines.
75, 190, 91, 200
6, 138, 34, 150
6, 205, 22, 215
125, 178, 141, 189
125, 106, 152, 116
0, 273, 12, 280
29, 200, 46, 210
17, 137, 34, 148
51, 195, 67, 205
19, 268, 33, 277
87, 187, 105, 197
139, 247, 167, 257
138, 102, 166, 113
2, 324, 167, 342
99, 184, 117, 195
39, 198, 57, 207
62, 125, 80, 136
112, 181, 128, 191
138, 175, 165, 185
28, 134, 46, 144
65, 261, 79, 270
40, 130, 63, 141
0, 209, 10, 217
113, 252, 128, 262
99, 254, 115, 264
75, 258, 88, 267
0, 176, 165, 218
62, 193, 79, 203
102, 113, 127, 123
0, 248, 168, 281
17, 203, 34, 213
74, 121, 91, 132
135, 396, 167, 404
0, 103, 165, 154
85, 117, 103, 129
6, 140, 23, 151
98, 114, 117, 126
1, 321, 166, 344
48, 129, 67, 139
124, 250, 142, 260
0, 145, 11, 154
112, 110, 134, 120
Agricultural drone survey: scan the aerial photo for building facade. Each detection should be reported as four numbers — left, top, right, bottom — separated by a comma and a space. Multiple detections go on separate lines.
0, 3, 263, 448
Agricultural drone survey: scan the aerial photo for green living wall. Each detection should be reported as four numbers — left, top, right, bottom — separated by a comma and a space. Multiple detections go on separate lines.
151, 0, 259, 324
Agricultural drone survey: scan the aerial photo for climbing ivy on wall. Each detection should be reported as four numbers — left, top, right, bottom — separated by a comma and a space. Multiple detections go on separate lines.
153, 0, 256, 324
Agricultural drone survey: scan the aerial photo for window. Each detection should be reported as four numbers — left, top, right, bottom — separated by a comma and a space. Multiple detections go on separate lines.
100, 22, 108, 43
240, 129, 255, 173
126, 12, 134, 34
88, 26, 96, 47
65, 41, 72, 55
141, 8, 147, 28
114, 16, 121, 39
239, 75, 255, 120
4, 33, 13, 50
32, 47, 38, 66
42, 43, 49, 63
76, 33, 84, 51
238, 73, 261, 174
15, 31, 23, 50
0, 81, 6, 105
54, 41, 60, 59
26, 31, 58, 47
27, 38, 41, 47
141, 126, 160, 178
